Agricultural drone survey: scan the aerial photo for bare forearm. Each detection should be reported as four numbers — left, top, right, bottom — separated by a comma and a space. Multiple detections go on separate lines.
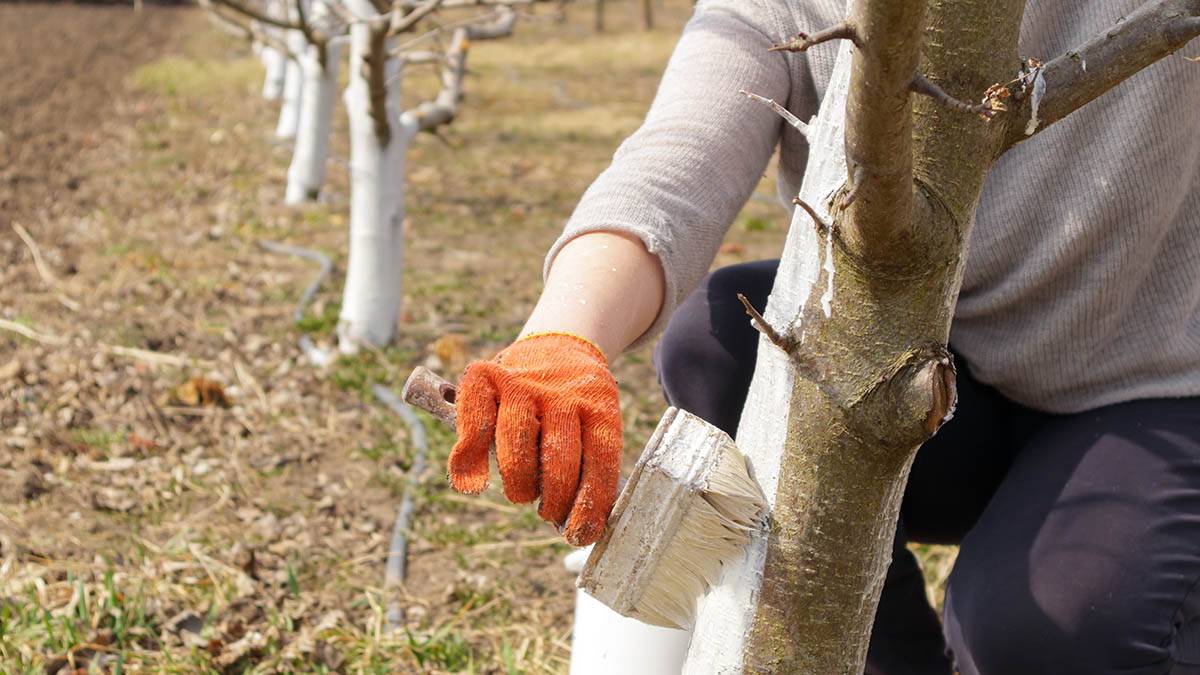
521, 231, 665, 359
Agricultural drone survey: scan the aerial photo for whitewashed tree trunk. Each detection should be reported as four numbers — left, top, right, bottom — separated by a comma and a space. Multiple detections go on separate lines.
338, 9, 418, 352
275, 29, 307, 140
682, 40, 854, 675
285, 39, 341, 203
261, 43, 287, 100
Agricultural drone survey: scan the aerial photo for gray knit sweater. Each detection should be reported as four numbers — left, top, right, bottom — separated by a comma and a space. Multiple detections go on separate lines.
546, 0, 1200, 413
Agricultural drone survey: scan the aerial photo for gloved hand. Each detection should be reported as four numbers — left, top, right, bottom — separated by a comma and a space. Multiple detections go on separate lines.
448, 332, 622, 546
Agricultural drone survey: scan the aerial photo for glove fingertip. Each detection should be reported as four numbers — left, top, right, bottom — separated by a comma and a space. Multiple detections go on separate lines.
448, 457, 490, 495
562, 505, 604, 547
447, 363, 499, 496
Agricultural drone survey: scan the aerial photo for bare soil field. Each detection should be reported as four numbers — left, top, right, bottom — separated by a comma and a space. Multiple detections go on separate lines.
0, 2, 955, 672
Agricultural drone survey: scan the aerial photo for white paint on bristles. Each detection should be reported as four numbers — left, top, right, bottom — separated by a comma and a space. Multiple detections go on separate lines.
577, 408, 766, 631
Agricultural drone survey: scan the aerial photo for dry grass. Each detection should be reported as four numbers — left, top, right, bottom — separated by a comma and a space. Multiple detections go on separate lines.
0, 2, 956, 672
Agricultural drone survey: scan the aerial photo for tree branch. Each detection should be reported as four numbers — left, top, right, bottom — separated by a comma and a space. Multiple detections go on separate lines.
199, 0, 293, 52
838, 0, 926, 262
464, 3, 517, 38
769, 22, 862, 52
389, 0, 446, 35
209, 0, 300, 30
401, 49, 444, 64
909, 73, 996, 119
737, 293, 795, 353
740, 90, 811, 139
1004, 0, 1200, 149
401, 7, 516, 132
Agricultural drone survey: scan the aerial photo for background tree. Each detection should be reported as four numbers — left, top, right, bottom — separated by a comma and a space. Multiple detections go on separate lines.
683, 0, 1200, 672
199, 0, 546, 353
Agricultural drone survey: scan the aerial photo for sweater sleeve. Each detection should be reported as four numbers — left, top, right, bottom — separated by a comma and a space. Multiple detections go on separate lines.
543, 0, 795, 349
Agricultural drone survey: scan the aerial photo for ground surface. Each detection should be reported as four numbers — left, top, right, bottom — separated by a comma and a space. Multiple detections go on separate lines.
0, 2, 954, 672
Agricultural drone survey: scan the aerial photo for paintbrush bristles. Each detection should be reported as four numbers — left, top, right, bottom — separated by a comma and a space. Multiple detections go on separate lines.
577, 408, 767, 630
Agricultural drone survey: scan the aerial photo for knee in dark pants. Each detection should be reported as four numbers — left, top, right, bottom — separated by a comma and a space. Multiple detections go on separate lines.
653, 260, 777, 436
943, 559, 1191, 675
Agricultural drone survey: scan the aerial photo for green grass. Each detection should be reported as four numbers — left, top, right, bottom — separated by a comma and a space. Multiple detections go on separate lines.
296, 300, 342, 335
129, 56, 260, 100
0, 569, 162, 672
69, 427, 125, 454
406, 626, 476, 672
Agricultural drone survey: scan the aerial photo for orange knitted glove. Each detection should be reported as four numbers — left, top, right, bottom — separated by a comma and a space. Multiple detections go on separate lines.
448, 332, 622, 546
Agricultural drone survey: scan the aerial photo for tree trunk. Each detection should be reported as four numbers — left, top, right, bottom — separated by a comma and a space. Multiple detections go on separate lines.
338, 8, 418, 352
642, 0, 652, 30
274, 29, 307, 140
285, 39, 340, 204
260, 42, 286, 99
683, 0, 1200, 672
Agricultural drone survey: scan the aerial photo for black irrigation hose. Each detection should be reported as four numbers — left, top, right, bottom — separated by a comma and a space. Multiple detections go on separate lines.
259, 239, 427, 630
257, 240, 335, 366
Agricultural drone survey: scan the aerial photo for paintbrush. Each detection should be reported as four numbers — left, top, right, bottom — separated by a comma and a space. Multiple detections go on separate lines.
402, 366, 768, 630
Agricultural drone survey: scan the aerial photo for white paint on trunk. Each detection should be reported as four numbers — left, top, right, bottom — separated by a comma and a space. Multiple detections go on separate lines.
1024, 67, 1047, 136
275, 30, 307, 140
285, 40, 341, 204
682, 40, 854, 674
261, 43, 286, 100
337, 9, 418, 352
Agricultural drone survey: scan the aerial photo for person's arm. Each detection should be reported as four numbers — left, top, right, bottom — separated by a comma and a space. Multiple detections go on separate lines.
519, 231, 665, 359
447, 0, 801, 546
543, 0, 798, 349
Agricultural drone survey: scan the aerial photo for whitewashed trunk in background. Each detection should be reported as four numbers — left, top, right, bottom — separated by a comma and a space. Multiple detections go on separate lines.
274, 30, 307, 140
261, 44, 286, 100
682, 41, 854, 674
337, 15, 418, 351
285, 41, 341, 203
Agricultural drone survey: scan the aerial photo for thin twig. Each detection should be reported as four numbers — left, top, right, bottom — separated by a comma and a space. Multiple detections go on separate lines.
0, 318, 68, 346
792, 196, 831, 234
909, 74, 996, 120
737, 293, 793, 353
100, 343, 214, 369
12, 223, 59, 288
200, 1, 291, 52
390, 0, 447, 34
12, 222, 81, 312
770, 22, 861, 52
740, 90, 810, 138
402, 49, 445, 64
208, 0, 299, 30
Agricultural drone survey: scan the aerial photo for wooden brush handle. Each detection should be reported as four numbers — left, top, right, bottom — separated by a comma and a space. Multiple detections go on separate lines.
402, 366, 458, 427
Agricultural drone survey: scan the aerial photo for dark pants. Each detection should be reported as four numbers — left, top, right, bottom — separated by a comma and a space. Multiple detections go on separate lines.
654, 260, 1200, 675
